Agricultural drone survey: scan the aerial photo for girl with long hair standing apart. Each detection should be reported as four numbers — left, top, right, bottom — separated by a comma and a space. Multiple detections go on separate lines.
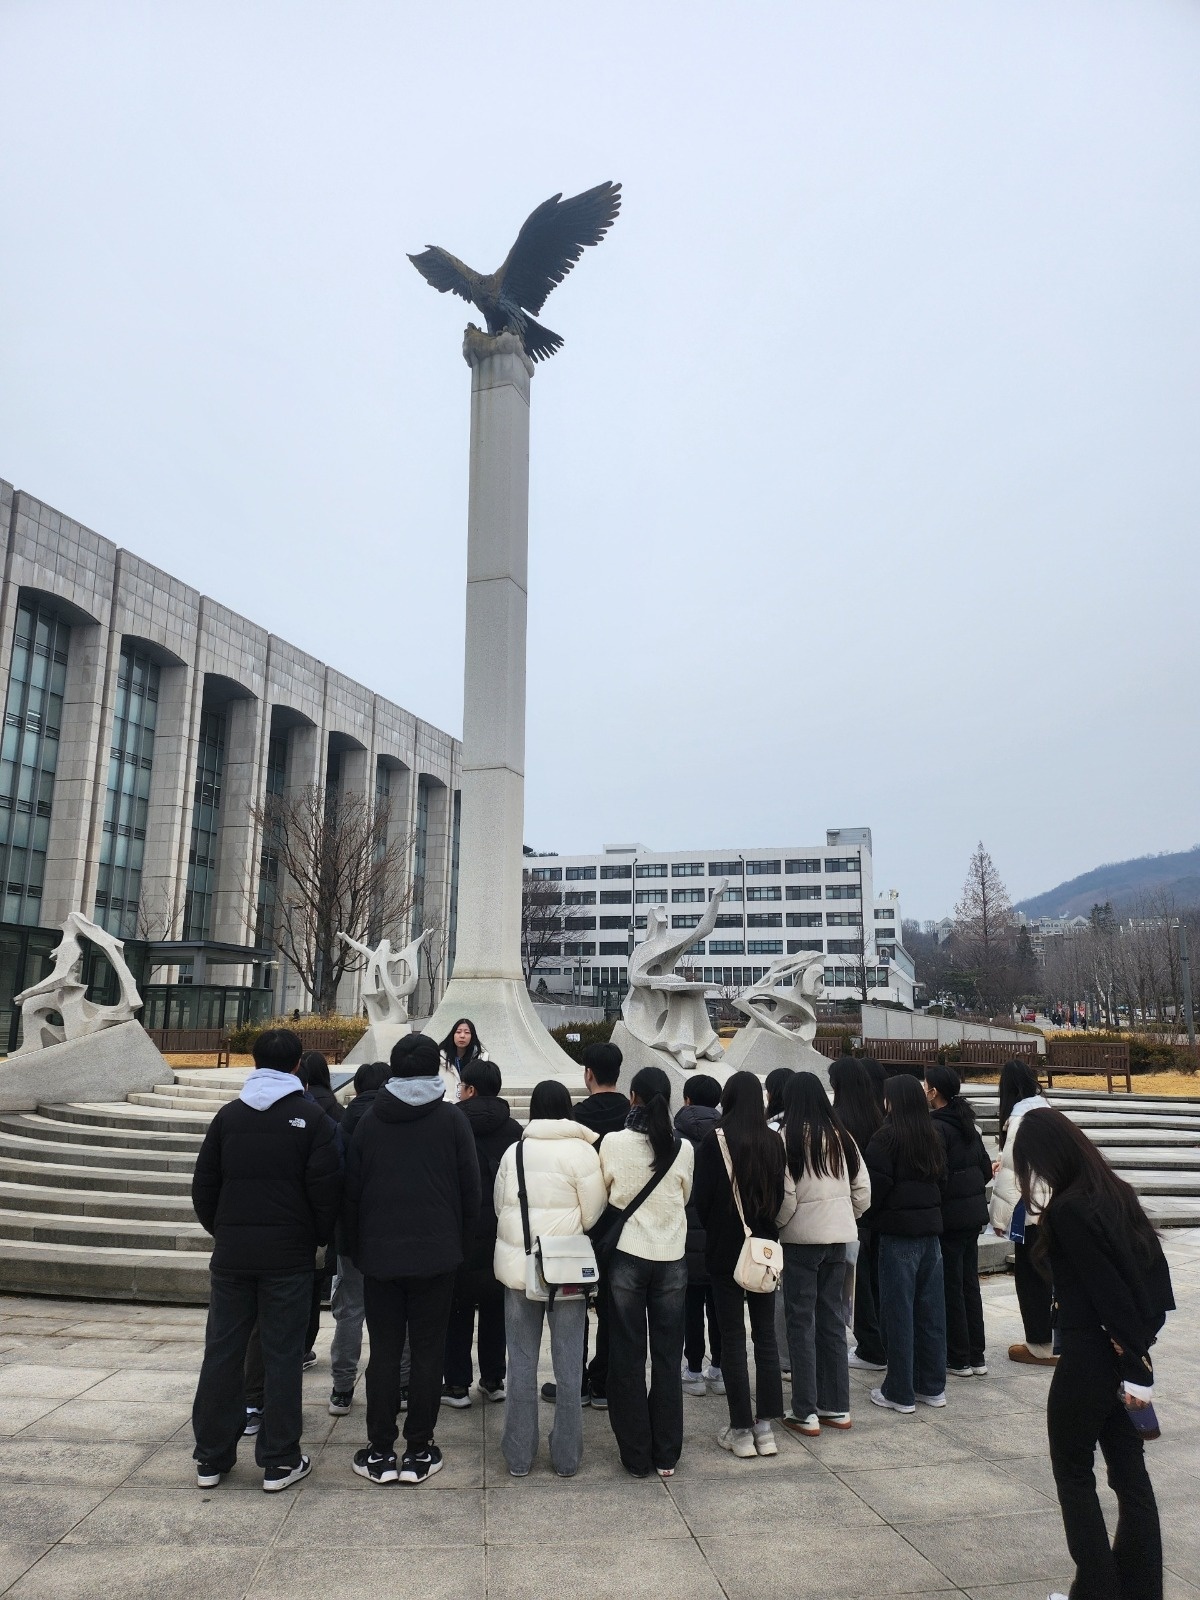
1014, 1109, 1174, 1600
599, 1066, 693, 1478
693, 1070, 786, 1458
991, 1060, 1056, 1364
830, 1057, 886, 1372
925, 1064, 993, 1378
863, 1075, 948, 1414
777, 1072, 871, 1435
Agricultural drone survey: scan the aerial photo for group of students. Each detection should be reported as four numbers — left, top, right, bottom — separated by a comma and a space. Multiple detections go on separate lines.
190, 1027, 1175, 1600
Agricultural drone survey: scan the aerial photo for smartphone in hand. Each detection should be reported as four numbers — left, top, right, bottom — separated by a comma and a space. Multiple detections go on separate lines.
1122, 1389, 1161, 1441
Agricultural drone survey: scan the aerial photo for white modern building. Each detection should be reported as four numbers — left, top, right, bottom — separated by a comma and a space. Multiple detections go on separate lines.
524, 827, 916, 1009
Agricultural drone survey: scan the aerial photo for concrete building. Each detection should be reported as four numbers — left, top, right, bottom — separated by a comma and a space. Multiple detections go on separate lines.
0, 477, 460, 1049
524, 827, 916, 1009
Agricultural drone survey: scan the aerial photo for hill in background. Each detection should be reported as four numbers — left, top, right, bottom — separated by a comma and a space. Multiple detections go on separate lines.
1015, 847, 1200, 919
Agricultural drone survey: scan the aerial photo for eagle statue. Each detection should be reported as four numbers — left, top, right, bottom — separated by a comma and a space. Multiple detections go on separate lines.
408, 181, 621, 362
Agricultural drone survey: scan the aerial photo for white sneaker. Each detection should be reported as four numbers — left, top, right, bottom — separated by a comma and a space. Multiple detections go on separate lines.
717, 1425, 757, 1459
1049, 1593, 1069, 1599
947, 1365, 974, 1378
752, 1420, 777, 1456
915, 1391, 947, 1407
869, 1387, 916, 1415
704, 1365, 726, 1396
682, 1367, 707, 1397
848, 1351, 887, 1372
972, 1364, 988, 1376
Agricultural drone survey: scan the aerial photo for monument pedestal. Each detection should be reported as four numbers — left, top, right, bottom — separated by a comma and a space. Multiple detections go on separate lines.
609, 1021, 732, 1102
722, 1026, 832, 1089
343, 1021, 415, 1068
0, 1020, 172, 1113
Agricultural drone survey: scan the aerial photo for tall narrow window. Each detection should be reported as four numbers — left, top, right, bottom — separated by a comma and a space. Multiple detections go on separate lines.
254, 731, 288, 948
95, 645, 160, 937
183, 708, 226, 939
448, 789, 461, 972
0, 598, 70, 926
411, 775, 431, 937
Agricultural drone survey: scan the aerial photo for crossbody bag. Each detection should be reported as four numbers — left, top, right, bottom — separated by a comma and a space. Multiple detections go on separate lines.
515, 1140, 600, 1305
716, 1129, 782, 1294
589, 1138, 683, 1273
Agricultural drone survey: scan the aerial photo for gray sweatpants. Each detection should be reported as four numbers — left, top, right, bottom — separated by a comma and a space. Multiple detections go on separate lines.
502, 1287, 587, 1477
330, 1256, 411, 1393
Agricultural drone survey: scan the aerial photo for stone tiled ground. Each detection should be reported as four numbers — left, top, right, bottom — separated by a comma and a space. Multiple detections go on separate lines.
0, 1234, 1195, 1599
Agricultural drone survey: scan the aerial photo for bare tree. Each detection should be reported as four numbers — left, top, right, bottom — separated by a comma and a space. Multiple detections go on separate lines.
521, 877, 569, 987
414, 911, 449, 1016
249, 783, 416, 1014
954, 842, 1016, 1009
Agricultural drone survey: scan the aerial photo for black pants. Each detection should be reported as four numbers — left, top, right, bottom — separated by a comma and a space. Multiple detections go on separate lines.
853, 1226, 886, 1364
244, 1268, 325, 1408
584, 1279, 612, 1398
444, 1257, 506, 1389
941, 1228, 986, 1368
1048, 1330, 1162, 1600
1014, 1225, 1054, 1346
605, 1251, 688, 1473
710, 1274, 784, 1432
684, 1283, 722, 1373
364, 1271, 457, 1453
192, 1269, 311, 1470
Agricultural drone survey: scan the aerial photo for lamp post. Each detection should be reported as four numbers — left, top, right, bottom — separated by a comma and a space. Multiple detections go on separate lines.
1179, 922, 1196, 1048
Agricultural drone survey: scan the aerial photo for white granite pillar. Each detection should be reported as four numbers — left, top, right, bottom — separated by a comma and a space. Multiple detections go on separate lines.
422, 328, 574, 1082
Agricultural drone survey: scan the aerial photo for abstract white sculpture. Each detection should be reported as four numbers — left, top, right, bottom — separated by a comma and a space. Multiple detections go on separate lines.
338, 929, 428, 1026
732, 949, 826, 1042
621, 878, 729, 1073
12, 911, 142, 1056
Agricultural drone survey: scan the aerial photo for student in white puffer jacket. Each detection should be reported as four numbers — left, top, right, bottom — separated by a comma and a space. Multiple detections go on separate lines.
989, 1061, 1054, 1365
493, 1080, 607, 1479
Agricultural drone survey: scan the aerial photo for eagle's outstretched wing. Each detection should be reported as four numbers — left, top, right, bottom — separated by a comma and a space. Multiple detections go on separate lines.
499, 182, 622, 315
407, 247, 479, 304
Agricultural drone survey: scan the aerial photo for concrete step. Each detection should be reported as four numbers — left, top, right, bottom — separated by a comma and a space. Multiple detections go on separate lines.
127, 1092, 228, 1117
0, 1207, 210, 1252
0, 1180, 194, 1222
0, 1237, 210, 1301
0, 1130, 196, 1173
38, 1102, 214, 1138
0, 1153, 192, 1193
0, 1112, 204, 1154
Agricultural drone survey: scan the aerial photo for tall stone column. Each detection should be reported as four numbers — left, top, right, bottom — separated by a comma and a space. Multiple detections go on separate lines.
423, 328, 574, 1082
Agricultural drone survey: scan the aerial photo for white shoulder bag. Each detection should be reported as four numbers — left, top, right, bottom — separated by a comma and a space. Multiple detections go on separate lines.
716, 1129, 782, 1294
515, 1140, 599, 1304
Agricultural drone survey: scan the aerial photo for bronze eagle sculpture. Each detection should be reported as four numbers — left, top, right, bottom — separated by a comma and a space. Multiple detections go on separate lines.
408, 181, 621, 362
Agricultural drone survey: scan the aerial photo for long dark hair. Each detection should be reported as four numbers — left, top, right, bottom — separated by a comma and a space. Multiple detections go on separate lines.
440, 1017, 484, 1062
862, 1056, 888, 1111
528, 1079, 572, 1120
764, 1067, 794, 1121
630, 1065, 677, 1175
883, 1075, 946, 1180
924, 1064, 977, 1129
719, 1070, 785, 1219
1014, 1107, 1160, 1267
299, 1050, 332, 1092
997, 1060, 1042, 1148
782, 1071, 859, 1183
829, 1057, 883, 1153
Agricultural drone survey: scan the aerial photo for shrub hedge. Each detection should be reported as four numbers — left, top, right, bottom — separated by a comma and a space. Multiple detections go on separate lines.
226, 1014, 368, 1055
549, 1020, 615, 1064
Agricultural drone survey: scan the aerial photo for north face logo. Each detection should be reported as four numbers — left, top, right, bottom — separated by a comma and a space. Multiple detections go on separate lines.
289, 1117, 306, 1129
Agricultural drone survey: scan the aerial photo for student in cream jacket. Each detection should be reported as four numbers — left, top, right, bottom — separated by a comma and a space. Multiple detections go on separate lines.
775, 1135, 872, 1244
493, 1119, 608, 1292
989, 1093, 1051, 1236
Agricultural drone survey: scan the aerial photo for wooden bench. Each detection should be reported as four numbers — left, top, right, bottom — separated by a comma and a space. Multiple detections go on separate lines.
1044, 1040, 1132, 1094
959, 1039, 1042, 1072
146, 1028, 229, 1064
863, 1039, 940, 1074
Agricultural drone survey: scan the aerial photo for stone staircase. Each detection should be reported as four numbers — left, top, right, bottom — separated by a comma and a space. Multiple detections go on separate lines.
0, 1075, 1193, 1304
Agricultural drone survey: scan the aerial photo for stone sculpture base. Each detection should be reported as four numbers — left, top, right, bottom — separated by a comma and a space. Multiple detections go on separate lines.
721, 1027, 833, 1090
609, 1021, 733, 1103
343, 1021, 415, 1068
423, 979, 578, 1088
0, 1021, 173, 1113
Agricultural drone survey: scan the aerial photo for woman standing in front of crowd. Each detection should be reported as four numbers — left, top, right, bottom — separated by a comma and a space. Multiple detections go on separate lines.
863, 1075, 947, 1414
493, 1080, 607, 1479
777, 1072, 871, 1435
438, 1018, 488, 1102
694, 1071, 786, 1460
1014, 1109, 1174, 1600
991, 1060, 1055, 1365
830, 1058, 886, 1373
599, 1066, 693, 1478
925, 1065, 993, 1379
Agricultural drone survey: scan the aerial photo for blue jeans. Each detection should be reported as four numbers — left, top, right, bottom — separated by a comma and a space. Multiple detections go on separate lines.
502, 1287, 587, 1476
606, 1251, 688, 1473
877, 1234, 947, 1408
782, 1242, 850, 1420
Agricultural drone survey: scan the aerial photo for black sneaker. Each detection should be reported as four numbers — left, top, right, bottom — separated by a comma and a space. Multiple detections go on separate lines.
328, 1388, 354, 1416
302, 1350, 318, 1371
262, 1454, 311, 1492
243, 1407, 263, 1436
587, 1387, 608, 1410
441, 1384, 471, 1409
478, 1379, 506, 1403
399, 1443, 444, 1484
196, 1462, 228, 1488
540, 1382, 590, 1405
352, 1447, 398, 1484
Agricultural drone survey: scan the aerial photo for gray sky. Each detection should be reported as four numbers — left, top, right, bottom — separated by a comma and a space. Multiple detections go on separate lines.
3, 1, 1198, 920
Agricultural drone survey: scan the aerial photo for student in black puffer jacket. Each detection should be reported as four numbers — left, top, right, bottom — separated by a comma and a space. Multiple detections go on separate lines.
863, 1076, 947, 1414
674, 1075, 724, 1396
925, 1066, 993, 1379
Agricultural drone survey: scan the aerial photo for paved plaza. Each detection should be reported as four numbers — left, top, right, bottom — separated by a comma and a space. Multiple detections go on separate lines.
0, 1234, 1195, 1600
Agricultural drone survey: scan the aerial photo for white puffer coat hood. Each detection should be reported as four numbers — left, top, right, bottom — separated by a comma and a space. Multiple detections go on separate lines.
990, 1094, 1051, 1234
493, 1119, 608, 1292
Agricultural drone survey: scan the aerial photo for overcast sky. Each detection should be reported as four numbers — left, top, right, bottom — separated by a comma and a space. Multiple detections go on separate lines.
3, 2, 1198, 920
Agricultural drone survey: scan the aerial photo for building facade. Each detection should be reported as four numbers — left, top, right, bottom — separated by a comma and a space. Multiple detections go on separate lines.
524, 827, 916, 1009
0, 478, 460, 1048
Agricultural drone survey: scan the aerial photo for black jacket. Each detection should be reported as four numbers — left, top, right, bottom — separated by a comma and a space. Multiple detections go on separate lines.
573, 1090, 630, 1143
931, 1103, 992, 1235
191, 1085, 342, 1275
676, 1105, 721, 1284
340, 1089, 379, 1142
692, 1128, 785, 1278
863, 1126, 945, 1237
306, 1082, 344, 1124
341, 1083, 482, 1279
1046, 1192, 1175, 1387
458, 1095, 521, 1242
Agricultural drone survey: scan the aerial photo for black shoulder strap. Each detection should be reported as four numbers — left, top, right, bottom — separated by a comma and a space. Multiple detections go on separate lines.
515, 1138, 533, 1257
